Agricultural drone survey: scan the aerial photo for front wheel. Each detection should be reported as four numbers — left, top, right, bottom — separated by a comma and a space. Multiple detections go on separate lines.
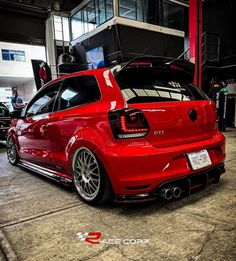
72, 147, 113, 205
6, 136, 19, 165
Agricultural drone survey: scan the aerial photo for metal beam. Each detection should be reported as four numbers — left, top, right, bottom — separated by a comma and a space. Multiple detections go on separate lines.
189, 0, 203, 89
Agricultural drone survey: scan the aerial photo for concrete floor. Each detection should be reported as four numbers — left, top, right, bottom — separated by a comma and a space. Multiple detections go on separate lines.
0, 130, 235, 261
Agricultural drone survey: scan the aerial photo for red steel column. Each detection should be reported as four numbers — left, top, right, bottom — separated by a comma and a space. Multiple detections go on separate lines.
189, 0, 203, 89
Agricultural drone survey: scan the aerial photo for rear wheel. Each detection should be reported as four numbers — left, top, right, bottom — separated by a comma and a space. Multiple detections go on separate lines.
72, 147, 113, 205
7, 136, 19, 165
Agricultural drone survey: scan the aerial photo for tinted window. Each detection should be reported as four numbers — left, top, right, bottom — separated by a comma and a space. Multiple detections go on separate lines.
119, 0, 147, 22
0, 104, 9, 117
26, 83, 61, 117
71, 0, 114, 40
56, 76, 100, 111
163, 0, 185, 31
116, 67, 208, 104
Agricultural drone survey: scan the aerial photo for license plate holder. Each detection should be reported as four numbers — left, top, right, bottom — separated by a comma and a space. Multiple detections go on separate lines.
187, 150, 212, 170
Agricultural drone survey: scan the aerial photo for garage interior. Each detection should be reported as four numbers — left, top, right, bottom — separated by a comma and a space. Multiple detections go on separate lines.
0, 0, 236, 260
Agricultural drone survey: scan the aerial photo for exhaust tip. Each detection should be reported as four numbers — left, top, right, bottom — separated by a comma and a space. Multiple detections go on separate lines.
173, 187, 181, 198
158, 188, 173, 200
165, 188, 173, 200
158, 187, 182, 200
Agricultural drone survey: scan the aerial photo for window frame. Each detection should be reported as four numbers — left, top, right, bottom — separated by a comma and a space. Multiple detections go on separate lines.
70, 0, 114, 41
163, 0, 185, 31
1, 49, 26, 62
118, 0, 147, 23
118, 0, 137, 21
53, 75, 102, 113
24, 81, 63, 118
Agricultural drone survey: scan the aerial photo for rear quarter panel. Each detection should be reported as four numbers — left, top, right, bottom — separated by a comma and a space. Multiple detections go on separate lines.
50, 69, 126, 176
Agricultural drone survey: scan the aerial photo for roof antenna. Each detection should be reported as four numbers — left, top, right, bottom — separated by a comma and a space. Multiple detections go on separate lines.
165, 48, 190, 65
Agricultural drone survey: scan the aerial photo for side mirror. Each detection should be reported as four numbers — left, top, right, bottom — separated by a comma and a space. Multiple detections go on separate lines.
10, 110, 23, 119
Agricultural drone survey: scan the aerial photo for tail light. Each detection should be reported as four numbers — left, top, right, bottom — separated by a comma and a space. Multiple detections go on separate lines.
108, 109, 149, 139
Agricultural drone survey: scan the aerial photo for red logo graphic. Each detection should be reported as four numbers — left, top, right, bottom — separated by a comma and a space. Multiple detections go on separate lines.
77, 231, 102, 244
77, 231, 150, 245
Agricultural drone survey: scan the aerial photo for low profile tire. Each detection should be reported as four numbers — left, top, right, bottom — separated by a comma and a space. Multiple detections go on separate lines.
72, 147, 113, 205
6, 136, 19, 165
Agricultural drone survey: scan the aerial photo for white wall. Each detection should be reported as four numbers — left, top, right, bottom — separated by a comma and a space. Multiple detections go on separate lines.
0, 41, 46, 78
0, 87, 12, 108
17, 79, 37, 102
0, 42, 46, 103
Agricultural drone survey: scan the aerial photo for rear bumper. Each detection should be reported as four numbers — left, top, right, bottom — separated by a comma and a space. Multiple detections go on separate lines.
115, 163, 225, 202
102, 131, 226, 195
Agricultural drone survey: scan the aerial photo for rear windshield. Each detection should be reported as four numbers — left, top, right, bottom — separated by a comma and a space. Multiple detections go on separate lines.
115, 67, 208, 104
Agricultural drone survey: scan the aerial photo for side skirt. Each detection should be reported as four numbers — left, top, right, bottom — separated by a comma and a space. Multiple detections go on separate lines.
18, 160, 72, 186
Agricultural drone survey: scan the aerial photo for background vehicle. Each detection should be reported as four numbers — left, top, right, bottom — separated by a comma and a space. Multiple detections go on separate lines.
7, 59, 226, 205
0, 102, 11, 140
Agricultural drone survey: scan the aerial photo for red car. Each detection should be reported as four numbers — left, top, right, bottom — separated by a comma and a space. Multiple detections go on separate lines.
7, 58, 226, 205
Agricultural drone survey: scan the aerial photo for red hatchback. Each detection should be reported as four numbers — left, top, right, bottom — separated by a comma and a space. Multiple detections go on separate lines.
7, 59, 226, 205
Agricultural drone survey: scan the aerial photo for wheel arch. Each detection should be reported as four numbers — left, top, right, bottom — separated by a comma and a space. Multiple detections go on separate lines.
66, 129, 114, 187
7, 131, 20, 155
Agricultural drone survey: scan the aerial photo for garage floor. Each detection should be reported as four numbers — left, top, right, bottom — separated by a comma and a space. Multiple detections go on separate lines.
0, 130, 236, 261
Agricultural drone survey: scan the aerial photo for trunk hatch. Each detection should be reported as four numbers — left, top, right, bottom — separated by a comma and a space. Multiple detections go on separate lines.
129, 100, 217, 148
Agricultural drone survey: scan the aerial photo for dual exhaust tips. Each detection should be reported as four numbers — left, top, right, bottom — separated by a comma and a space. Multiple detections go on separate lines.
158, 187, 182, 200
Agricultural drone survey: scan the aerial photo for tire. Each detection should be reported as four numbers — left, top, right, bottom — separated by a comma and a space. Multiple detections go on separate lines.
72, 147, 113, 205
6, 136, 19, 165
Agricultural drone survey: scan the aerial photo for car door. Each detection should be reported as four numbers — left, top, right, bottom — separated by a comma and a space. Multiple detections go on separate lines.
17, 82, 61, 167
47, 75, 101, 173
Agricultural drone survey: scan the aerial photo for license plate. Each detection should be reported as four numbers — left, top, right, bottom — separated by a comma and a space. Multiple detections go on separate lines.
187, 150, 212, 170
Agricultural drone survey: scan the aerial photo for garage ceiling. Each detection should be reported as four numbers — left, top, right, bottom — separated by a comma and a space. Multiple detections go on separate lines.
0, 0, 222, 46
0, 0, 82, 45
0, 0, 82, 14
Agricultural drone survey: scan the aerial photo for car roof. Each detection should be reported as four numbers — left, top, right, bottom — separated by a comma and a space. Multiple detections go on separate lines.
43, 68, 108, 90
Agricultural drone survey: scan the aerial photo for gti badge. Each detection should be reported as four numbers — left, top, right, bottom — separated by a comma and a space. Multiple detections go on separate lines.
154, 130, 165, 135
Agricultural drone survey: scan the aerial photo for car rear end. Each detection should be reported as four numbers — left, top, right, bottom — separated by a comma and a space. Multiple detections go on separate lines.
104, 60, 225, 201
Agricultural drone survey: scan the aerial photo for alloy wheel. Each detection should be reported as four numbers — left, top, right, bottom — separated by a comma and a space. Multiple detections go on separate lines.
73, 148, 101, 201
7, 137, 18, 164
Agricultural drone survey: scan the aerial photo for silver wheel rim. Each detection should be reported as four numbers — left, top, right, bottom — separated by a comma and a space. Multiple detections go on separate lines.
73, 148, 100, 201
7, 138, 17, 163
